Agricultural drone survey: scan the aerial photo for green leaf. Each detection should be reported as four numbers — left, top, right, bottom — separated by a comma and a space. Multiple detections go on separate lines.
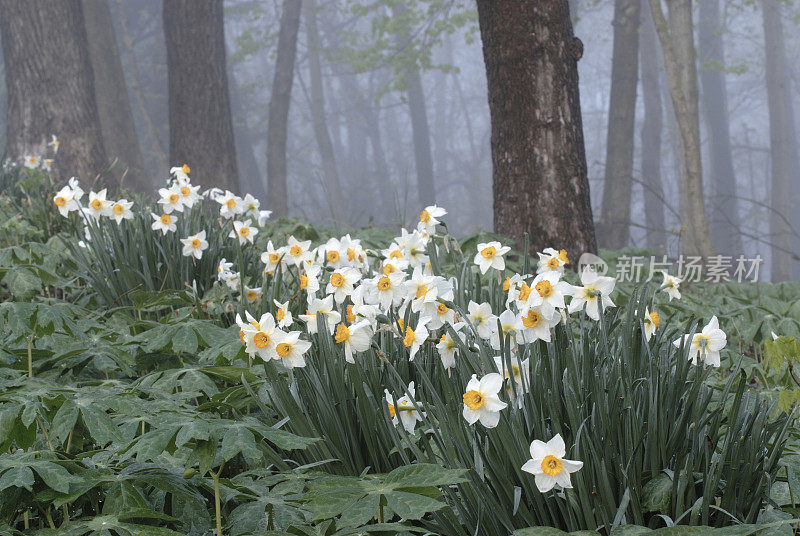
2, 266, 41, 298
0, 465, 34, 492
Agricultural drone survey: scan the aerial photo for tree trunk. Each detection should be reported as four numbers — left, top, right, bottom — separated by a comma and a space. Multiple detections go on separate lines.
762, 0, 799, 281
266, 0, 302, 218
476, 0, 597, 256
163, 0, 237, 191
639, 0, 666, 250
648, 0, 714, 257
598, 0, 640, 249
698, 0, 741, 257
82, 0, 146, 191
230, 69, 264, 199
304, 0, 345, 223
0, 0, 107, 181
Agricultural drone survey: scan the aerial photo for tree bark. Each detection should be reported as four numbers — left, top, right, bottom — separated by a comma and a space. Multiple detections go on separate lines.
82, 0, 146, 191
304, 0, 345, 223
762, 0, 799, 281
163, 0, 237, 191
639, 0, 666, 250
698, 0, 741, 257
648, 0, 714, 256
476, 0, 597, 256
0, 0, 107, 181
266, 0, 302, 218
598, 0, 640, 249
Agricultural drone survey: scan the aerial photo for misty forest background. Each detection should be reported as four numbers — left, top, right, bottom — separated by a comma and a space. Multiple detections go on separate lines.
0, 0, 798, 281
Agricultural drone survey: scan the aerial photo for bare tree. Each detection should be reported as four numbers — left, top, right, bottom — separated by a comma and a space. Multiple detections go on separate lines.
475, 0, 596, 256
163, 0, 238, 191
598, 0, 640, 249
82, 0, 146, 191
648, 0, 714, 256
266, 0, 302, 218
762, 0, 799, 281
698, 0, 741, 257
0, 0, 107, 181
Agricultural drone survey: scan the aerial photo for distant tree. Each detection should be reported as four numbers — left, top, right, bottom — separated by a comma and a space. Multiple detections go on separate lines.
598, 0, 640, 249
639, 0, 666, 250
761, 0, 800, 281
649, 0, 714, 257
266, 0, 302, 218
163, 0, 238, 191
82, 0, 147, 191
475, 0, 596, 256
698, 0, 741, 257
0, 0, 107, 181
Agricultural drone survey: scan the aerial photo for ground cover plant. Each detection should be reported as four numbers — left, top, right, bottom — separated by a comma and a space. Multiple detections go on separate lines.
1, 163, 800, 535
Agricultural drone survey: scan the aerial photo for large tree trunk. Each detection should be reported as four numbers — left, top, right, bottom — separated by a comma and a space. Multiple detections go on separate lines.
639, 0, 666, 250
266, 0, 302, 218
649, 0, 714, 257
698, 0, 741, 257
0, 0, 107, 181
762, 0, 799, 281
82, 0, 146, 191
476, 0, 597, 256
304, 0, 345, 223
163, 0, 237, 191
598, 0, 640, 249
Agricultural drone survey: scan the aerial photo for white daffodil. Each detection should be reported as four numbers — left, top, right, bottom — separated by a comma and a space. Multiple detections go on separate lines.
474, 241, 511, 274
334, 320, 373, 363
321, 236, 348, 268
405, 267, 439, 310
428, 300, 456, 331
521, 434, 583, 493
217, 190, 243, 219
229, 219, 258, 245
494, 355, 530, 402
243, 286, 262, 304
222, 271, 241, 291
366, 272, 405, 311
436, 322, 466, 371
660, 271, 682, 301
257, 210, 272, 226
402, 230, 430, 268
462, 373, 507, 428
490, 309, 521, 350
53, 186, 79, 217
217, 258, 234, 279
385, 382, 423, 434
110, 199, 134, 224
402, 316, 431, 361
87, 189, 112, 219
274, 299, 293, 329
643, 308, 659, 342
157, 185, 184, 214
506, 275, 539, 309
517, 304, 560, 343
417, 204, 447, 234
467, 300, 496, 340
237, 312, 281, 361
177, 182, 201, 208
48, 135, 60, 153
261, 241, 285, 274
285, 236, 313, 267
181, 230, 208, 259
673, 315, 726, 367
151, 213, 177, 234
326, 267, 361, 304
349, 286, 380, 330
299, 295, 341, 335
568, 268, 616, 321
23, 154, 40, 169
170, 163, 191, 183
536, 248, 569, 274
241, 194, 261, 220
273, 331, 311, 368
299, 264, 322, 298
529, 271, 572, 317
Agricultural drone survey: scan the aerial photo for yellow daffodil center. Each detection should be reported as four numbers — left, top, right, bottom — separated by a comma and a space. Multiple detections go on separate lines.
290, 245, 302, 256
547, 257, 560, 269
536, 280, 553, 298
522, 310, 541, 328
541, 455, 563, 476
299, 274, 309, 289
436, 303, 449, 315
330, 273, 345, 288
419, 209, 430, 222
559, 249, 569, 264
415, 284, 428, 299
382, 264, 396, 275
169, 193, 179, 203
696, 335, 709, 349
463, 390, 484, 410
327, 250, 340, 263
275, 308, 285, 322
503, 277, 510, 291
160, 214, 172, 225
481, 246, 496, 259
346, 304, 355, 323
334, 323, 350, 344
387, 401, 396, 418
55, 196, 66, 206
347, 248, 357, 261
91, 199, 103, 210
239, 226, 250, 236
29, 156, 38, 164
649, 312, 660, 327
276, 342, 292, 357
403, 327, 416, 347
238, 330, 246, 344
254, 332, 270, 348
226, 198, 236, 209
519, 283, 532, 302
181, 164, 190, 174
113, 204, 124, 215
246, 290, 258, 301
376, 276, 391, 291
390, 250, 403, 259
190, 238, 201, 248
268, 253, 279, 264
180, 186, 191, 196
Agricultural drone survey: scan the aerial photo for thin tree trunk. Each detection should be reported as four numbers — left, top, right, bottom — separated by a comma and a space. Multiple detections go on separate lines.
598, 0, 640, 249
266, 0, 302, 218
0, 0, 107, 181
163, 0, 238, 191
649, 0, 714, 256
230, 69, 264, 199
639, 0, 666, 250
114, 0, 168, 176
304, 0, 345, 223
698, 0, 741, 257
82, 0, 146, 191
762, 0, 799, 281
476, 0, 597, 256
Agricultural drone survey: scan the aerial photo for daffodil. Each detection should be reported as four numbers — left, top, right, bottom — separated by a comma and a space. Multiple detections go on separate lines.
110, 199, 134, 224
490, 309, 521, 350
402, 316, 431, 361
217, 190, 243, 219
643, 307, 659, 341
517, 304, 560, 343
285, 236, 312, 267
334, 320, 373, 363
244, 286, 262, 303
299, 264, 322, 298
53, 186, 79, 217
660, 271, 682, 301
529, 271, 572, 317
467, 300, 495, 340
385, 382, 423, 434
151, 212, 177, 234
229, 219, 258, 245
436, 322, 466, 371
493, 355, 530, 402
241, 193, 261, 220
23, 154, 40, 169
521, 434, 583, 492
274, 299, 293, 329
260, 241, 285, 274
87, 189, 112, 219
177, 182, 201, 208
157, 185, 185, 213
326, 267, 361, 304
536, 248, 569, 274
568, 268, 616, 321
170, 163, 191, 182
417, 204, 447, 234
299, 295, 341, 334
474, 241, 511, 274
181, 230, 208, 259
673, 315, 726, 367
237, 311, 281, 361
48, 135, 60, 153
273, 331, 311, 368
462, 373, 507, 428
365, 271, 405, 311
